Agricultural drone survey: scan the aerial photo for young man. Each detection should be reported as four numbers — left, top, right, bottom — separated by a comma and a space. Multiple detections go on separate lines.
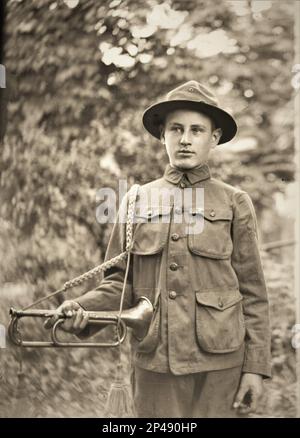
47, 81, 272, 417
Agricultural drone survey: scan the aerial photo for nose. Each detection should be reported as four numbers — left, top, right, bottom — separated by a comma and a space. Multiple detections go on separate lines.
180, 130, 191, 146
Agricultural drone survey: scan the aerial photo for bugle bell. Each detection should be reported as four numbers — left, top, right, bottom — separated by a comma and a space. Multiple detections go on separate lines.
8, 297, 153, 348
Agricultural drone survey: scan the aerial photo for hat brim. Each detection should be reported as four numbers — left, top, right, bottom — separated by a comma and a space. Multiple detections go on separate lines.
142, 100, 237, 144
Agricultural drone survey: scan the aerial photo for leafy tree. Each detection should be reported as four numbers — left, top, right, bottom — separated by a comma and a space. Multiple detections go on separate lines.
0, 0, 296, 418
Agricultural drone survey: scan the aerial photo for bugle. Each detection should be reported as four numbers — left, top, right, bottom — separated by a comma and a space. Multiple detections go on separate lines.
8, 297, 153, 348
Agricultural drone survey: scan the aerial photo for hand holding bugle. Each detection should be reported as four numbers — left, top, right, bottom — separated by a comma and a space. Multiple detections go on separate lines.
8, 297, 153, 348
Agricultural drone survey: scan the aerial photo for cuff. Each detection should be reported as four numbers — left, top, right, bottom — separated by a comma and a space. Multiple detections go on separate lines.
243, 344, 272, 379
242, 360, 272, 379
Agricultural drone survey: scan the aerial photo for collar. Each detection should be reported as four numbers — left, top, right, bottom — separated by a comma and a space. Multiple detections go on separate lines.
163, 163, 211, 186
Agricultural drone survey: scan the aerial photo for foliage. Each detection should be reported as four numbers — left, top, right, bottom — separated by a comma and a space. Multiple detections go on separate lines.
0, 0, 297, 418
255, 253, 296, 418
0, 241, 296, 417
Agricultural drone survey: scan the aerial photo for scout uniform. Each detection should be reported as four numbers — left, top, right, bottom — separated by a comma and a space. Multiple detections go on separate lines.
76, 81, 272, 417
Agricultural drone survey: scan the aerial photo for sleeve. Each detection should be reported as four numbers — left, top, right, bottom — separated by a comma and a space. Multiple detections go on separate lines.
231, 191, 272, 379
75, 192, 134, 337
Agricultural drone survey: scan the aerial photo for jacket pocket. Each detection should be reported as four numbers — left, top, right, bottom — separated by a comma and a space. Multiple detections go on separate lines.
131, 206, 171, 255
135, 288, 161, 353
188, 207, 233, 259
195, 288, 245, 353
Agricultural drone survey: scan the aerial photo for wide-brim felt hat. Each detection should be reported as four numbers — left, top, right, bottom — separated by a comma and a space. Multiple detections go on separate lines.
142, 80, 237, 144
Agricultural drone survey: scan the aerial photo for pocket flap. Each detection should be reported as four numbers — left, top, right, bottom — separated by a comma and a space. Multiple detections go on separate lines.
196, 289, 243, 310
203, 208, 233, 222
135, 205, 172, 221
131, 206, 170, 255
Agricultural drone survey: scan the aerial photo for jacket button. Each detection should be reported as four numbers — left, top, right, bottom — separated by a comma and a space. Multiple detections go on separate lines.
169, 290, 177, 299
170, 263, 179, 271
171, 233, 179, 241
218, 298, 224, 308
210, 210, 216, 217
179, 181, 186, 189
175, 207, 182, 214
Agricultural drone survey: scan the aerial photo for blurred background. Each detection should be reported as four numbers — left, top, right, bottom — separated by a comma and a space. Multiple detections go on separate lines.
0, 0, 298, 417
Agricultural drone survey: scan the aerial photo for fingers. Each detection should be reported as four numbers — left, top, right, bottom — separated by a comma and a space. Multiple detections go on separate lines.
44, 317, 54, 330
233, 382, 247, 411
240, 387, 259, 415
233, 373, 264, 415
233, 386, 258, 415
71, 307, 89, 332
79, 310, 89, 331
236, 394, 253, 415
44, 310, 63, 330
44, 301, 84, 332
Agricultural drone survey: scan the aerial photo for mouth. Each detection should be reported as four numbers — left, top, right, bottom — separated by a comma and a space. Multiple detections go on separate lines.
177, 150, 194, 156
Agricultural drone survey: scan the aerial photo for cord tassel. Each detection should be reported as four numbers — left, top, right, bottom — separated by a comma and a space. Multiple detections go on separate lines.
104, 362, 135, 418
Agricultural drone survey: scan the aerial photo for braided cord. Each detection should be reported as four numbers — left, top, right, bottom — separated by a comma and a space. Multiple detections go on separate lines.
22, 184, 139, 311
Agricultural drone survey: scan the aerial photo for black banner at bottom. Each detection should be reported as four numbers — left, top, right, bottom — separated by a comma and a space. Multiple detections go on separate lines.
0, 418, 299, 434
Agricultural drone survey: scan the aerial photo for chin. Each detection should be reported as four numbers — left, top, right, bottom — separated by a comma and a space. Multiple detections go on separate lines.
172, 160, 197, 170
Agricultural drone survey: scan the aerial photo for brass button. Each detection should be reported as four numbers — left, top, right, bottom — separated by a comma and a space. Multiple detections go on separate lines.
170, 263, 178, 271
169, 290, 177, 299
189, 87, 195, 92
210, 210, 216, 217
218, 298, 224, 308
171, 233, 180, 241
175, 207, 182, 214
189, 208, 204, 216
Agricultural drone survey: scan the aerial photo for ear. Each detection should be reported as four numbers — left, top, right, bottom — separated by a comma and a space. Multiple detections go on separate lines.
159, 124, 166, 144
211, 128, 222, 148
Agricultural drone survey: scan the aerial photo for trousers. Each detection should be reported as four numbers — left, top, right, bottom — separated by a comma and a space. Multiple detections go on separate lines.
132, 365, 244, 418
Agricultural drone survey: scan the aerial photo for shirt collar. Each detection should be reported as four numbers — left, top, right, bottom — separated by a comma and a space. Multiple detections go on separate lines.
163, 163, 211, 186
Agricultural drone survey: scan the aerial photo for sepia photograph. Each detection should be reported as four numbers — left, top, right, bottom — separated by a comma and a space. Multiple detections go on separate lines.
0, 0, 300, 423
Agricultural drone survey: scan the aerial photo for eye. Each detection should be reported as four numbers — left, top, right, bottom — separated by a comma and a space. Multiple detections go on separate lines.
192, 127, 204, 134
170, 126, 182, 133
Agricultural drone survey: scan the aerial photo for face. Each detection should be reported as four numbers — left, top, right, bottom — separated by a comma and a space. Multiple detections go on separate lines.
161, 109, 222, 170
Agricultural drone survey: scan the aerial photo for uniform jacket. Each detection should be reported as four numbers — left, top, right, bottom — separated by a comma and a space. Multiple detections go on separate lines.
77, 163, 272, 378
